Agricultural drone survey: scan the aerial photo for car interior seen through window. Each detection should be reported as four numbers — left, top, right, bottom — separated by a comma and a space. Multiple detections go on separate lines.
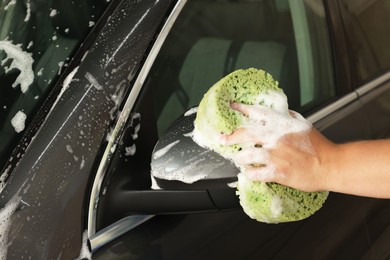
147, 0, 335, 136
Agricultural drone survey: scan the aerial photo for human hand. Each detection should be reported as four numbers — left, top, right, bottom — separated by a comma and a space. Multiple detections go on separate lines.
222, 102, 311, 149
220, 103, 332, 192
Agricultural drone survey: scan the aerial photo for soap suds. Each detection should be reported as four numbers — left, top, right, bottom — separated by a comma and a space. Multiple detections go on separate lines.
49, 9, 58, 17
27, 41, 33, 49
152, 158, 225, 184
125, 144, 136, 156
150, 175, 161, 190
151, 146, 230, 184
50, 66, 79, 112
270, 195, 283, 217
75, 231, 91, 260
80, 156, 85, 170
85, 72, 103, 90
184, 107, 198, 117
132, 123, 141, 140
11, 111, 27, 133
153, 140, 180, 160
66, 145, 73, 153
0, 195, 21, 260
0, 40, 34, 93
62, 66, 79, 88
24, 0, 31, 22
0, 165, 12, 194
4, 0, 16, 10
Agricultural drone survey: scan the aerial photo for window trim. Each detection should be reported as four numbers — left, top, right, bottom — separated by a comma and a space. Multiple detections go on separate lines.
307, 71, 390, 124
88, 0, 188, 248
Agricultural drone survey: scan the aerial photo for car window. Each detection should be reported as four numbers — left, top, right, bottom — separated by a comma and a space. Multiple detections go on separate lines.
146, 0, 335, 136
338, 0, 390, 86
0, 0, 110, 169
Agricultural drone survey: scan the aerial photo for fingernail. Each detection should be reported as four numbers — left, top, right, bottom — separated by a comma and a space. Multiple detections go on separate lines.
230, 102, 239, 110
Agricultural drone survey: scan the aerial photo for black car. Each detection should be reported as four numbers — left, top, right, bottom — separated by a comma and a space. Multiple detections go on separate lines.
0, 0, 389, 259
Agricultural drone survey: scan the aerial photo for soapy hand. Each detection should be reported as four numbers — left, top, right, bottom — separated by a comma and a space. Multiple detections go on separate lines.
221, 102, 390, 198
223, 102, 311, 146
220, 103, 329, 192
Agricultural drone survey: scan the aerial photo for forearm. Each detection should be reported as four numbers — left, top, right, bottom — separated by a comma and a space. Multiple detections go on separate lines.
324, 139, 390, 198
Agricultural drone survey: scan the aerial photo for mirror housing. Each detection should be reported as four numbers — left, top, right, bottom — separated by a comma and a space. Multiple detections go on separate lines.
148, 111, 241, 213
98, 111, 241, 230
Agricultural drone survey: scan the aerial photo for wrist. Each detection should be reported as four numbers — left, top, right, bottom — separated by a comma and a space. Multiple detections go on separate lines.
308, 130, 338, 192
319, 141, 341, 192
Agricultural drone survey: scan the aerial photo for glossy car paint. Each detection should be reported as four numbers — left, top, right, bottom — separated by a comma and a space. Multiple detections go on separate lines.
0, 0, 388, 259
0, 0, 173, 258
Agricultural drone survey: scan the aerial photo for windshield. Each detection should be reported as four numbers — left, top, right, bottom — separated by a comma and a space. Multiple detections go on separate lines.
0, 0, 110, 170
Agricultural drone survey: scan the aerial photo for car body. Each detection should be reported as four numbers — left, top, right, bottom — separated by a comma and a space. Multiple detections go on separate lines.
0, 0, 389, 259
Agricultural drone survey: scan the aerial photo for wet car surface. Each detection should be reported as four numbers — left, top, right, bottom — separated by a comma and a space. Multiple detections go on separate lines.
0, 0, 389, 259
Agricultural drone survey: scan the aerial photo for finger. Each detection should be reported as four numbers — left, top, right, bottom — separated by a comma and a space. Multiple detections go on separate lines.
220, 127, 263, 145
289, 110, 299, 118
244, 164, 277, 182
233, 147, 270, 165
230, 102, 252, 116
289, 110, 312, 127
231, 102, 273, 122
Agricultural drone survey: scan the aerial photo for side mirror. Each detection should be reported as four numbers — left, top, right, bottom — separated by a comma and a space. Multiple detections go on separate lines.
148, 110, 241, 212
96, 111, 240, 231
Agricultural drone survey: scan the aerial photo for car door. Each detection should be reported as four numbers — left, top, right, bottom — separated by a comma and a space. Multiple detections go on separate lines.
0, 0, 175, 259
335, 0, 390, 140
93, 0, 390, 259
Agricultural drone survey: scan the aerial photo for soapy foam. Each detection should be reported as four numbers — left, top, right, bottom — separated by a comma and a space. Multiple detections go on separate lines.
151, 159, 225, 184
152, 142, 230, 184
4, 0, 16, 10
75, 230, 91, 260
245, 164, 278, 182
27, 41, 33, 49
66, 144, 73, 153
49, 66, 79, 116
270, 195, 283, 218
150, 175, 161, 190
125, 144, 136, 156
0, 165, 12, 194
238, 100, 311, 149
0, 195, 21, 260
85, 72, 103, 90
24, 0, 31, 22
0, 40, 34, 93
11, 111, 27, 133
153, 140, 180, 160
49, 9, 58, 17
184, 107, 198, 117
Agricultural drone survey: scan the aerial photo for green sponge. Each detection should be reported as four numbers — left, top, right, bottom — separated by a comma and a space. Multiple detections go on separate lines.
194, 68, 283, 155
193, 68, 328, 223
237, 174, 327, 223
